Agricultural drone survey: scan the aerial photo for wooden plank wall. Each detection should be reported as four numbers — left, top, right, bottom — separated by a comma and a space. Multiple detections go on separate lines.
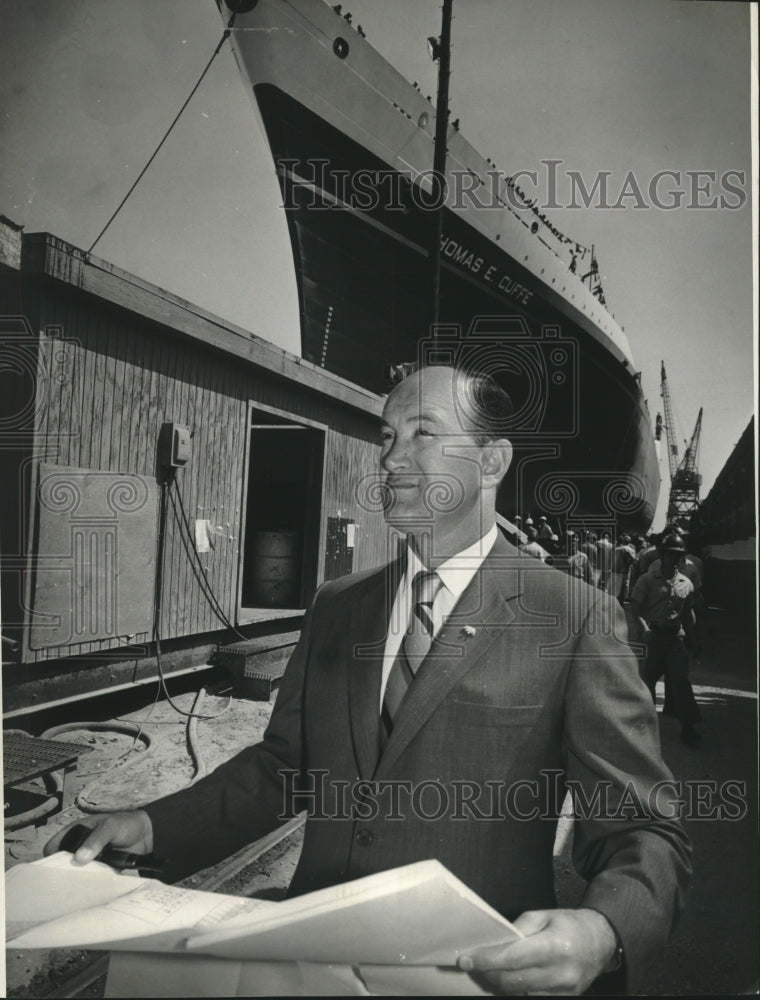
320, 404, 399, 569
23, 279, 386, 663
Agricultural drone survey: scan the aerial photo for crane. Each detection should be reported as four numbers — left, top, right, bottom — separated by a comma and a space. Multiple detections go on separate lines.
656, 361, 703, 530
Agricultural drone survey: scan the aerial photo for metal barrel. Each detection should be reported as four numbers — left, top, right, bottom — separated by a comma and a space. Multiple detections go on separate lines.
251, 530, 301, 606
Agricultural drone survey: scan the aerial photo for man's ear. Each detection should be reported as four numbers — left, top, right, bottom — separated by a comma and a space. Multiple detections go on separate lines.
482, 439, 512, 485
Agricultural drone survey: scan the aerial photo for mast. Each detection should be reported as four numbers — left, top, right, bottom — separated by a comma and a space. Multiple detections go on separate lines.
430, 0, 453, 329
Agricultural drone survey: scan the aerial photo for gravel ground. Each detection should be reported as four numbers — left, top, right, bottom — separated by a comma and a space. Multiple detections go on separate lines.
5, 605, 758, 996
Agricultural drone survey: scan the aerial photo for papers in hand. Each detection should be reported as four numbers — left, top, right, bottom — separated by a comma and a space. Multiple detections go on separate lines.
5, 852, 273, 952
6, 854, 520, 965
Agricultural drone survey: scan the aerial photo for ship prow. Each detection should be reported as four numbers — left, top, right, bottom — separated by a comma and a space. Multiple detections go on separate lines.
218, 0, 659, 531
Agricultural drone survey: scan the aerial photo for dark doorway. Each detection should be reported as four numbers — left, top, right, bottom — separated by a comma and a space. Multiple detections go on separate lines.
241, 413, 324, 611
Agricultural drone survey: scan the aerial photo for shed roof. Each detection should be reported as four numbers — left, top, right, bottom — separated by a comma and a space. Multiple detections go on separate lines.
19, 231, 385, 418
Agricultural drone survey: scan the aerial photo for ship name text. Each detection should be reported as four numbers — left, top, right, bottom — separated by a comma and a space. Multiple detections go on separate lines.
441, 236, 533, 305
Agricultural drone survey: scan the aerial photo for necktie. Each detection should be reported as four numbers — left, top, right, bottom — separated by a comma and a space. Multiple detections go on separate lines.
381, 570, 442, 742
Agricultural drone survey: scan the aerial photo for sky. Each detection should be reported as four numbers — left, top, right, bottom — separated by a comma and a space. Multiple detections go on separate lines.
1, 0, 756, 530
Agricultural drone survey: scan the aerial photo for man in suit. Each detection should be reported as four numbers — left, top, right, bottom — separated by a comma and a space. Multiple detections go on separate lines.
46, 364, 690, 994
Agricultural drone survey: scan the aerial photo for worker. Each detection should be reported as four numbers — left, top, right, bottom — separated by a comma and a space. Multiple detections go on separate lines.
537, 515, 554, 542
596, 531, 614, 592
630, 533, 702, 747
558, 530, 592, 584
524, 516, 538, 542
633, 532, 661, 582
579, 530, 600, 587
611, 533, 637, 603
647, 547, 704, 661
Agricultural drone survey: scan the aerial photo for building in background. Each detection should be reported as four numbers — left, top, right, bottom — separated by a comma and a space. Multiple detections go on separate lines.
690, 417, 755, 617
0, 221, 390, 714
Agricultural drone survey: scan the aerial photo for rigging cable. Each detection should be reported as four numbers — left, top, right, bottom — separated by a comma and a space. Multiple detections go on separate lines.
87, 13, 236, 255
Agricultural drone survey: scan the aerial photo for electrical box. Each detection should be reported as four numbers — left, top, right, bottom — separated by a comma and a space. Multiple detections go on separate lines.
172, 424, 192, 465
159, 422, 192, 468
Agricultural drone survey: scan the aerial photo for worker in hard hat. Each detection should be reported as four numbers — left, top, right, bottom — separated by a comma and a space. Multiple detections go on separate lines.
630, 533, 702, 747
537, 515, 554, 542
559, 530, 592, 584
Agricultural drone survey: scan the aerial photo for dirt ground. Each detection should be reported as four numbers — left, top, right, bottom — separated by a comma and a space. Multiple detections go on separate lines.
4, 682, 279, 996
4, 604, 758, 996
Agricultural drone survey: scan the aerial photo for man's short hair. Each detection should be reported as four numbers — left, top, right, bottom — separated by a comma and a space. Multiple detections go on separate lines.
391, 362, 514, 446
462, 369, 514, 445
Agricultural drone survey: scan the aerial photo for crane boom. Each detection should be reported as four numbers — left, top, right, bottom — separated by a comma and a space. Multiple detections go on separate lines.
659, 361, 681, 482
679, 407, 703, 477
660, 361, 703, 528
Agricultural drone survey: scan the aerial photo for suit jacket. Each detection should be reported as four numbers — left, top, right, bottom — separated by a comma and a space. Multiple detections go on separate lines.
146, 532, 691, 990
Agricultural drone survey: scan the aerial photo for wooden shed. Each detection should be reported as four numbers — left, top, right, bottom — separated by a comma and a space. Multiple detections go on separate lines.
0, 226, 392, 714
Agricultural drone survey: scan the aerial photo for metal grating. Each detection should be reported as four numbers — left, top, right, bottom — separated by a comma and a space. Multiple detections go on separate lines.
3, 732, 92, 786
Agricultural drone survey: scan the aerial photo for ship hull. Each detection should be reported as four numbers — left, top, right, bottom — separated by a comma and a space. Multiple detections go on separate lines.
222, 0, 660, 531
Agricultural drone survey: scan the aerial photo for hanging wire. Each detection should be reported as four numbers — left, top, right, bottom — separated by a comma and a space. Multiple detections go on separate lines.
153, 478, 233, 720
168, 478, 250, 642
87, 13, 236, 255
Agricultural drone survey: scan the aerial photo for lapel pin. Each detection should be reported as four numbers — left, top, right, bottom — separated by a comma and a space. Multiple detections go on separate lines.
461, 626, 476, 638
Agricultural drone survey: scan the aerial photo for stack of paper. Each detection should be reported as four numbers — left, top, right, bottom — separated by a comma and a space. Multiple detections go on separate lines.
6, 853, 520, 996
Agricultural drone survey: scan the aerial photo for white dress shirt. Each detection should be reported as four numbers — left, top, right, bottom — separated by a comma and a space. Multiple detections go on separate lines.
379, 524, 499, 705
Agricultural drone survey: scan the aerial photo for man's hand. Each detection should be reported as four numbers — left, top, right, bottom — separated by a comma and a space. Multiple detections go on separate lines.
458, 907, 619, 995
43, 811, 154, 864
